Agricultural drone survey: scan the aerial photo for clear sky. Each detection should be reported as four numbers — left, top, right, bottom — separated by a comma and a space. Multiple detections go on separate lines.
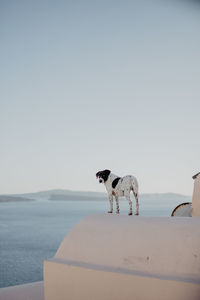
1, 0, 200, 195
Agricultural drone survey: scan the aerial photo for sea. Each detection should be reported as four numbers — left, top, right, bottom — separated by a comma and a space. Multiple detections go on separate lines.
0, 197, 189, 288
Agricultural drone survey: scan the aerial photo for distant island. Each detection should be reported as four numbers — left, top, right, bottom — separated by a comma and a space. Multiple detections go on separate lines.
0, 195, 35, 203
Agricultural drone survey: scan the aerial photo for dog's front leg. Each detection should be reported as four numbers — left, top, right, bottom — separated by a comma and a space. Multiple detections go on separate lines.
108, 194, 113, 213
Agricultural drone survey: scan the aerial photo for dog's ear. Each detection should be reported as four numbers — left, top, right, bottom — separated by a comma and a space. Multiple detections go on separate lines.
102, 169, 111, 181
104, 169, 111, 176
96, 171, 102, 178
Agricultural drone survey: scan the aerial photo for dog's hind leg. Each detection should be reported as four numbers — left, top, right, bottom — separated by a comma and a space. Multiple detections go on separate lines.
108, 194, 113, 213
133, 191, 139, 215
125, 194, 132, 215
115, 196, 120, 214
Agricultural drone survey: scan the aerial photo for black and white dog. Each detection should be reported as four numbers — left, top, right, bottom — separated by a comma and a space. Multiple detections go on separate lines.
96, 169, 139, 215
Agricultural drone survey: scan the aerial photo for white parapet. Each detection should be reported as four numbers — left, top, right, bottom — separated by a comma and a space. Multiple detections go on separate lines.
192, 173, 200, 216
0, 281, 44, 300
44, 214, 200, 300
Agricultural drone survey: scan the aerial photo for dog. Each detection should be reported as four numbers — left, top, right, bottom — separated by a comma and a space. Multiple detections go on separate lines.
96, 169, 139, 215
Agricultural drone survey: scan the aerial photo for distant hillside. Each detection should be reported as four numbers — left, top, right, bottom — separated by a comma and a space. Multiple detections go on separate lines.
15, 189, 107, 200
49, 191, 191, 203
0, 195, 35, 203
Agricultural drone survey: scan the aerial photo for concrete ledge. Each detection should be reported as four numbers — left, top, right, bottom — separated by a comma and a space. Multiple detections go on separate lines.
0, 281, 44, 300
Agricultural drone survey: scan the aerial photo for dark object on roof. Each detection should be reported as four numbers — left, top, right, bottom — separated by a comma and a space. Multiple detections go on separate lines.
171, 202, 192, 217
192, 172, 200, 180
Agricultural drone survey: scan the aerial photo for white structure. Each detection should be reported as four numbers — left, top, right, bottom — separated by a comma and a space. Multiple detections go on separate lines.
192, 172, 200, 216
44, 214, 200, 300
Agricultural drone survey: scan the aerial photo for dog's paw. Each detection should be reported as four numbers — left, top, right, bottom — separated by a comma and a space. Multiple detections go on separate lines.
107, 211, 113, 214
128, 212, 133, 216
135, 212, 139, 216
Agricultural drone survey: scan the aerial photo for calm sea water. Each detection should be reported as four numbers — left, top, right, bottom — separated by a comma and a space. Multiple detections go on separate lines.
0, 199, 179, 288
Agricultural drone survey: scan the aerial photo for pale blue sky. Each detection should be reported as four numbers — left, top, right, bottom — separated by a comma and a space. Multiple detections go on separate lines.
1, 0, 200, 195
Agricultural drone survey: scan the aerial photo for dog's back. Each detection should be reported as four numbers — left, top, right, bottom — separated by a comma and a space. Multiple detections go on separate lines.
121, 175, 138, 196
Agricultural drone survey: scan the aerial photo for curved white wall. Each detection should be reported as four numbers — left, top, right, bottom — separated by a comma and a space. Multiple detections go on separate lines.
55, 214, 200, 282
44, 214, 200, 300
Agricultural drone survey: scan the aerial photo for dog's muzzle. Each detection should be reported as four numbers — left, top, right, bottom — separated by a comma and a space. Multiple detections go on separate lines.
99, 179, 103, 183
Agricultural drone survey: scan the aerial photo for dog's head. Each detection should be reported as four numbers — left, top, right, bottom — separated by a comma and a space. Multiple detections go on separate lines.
96, 169, 111, 184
